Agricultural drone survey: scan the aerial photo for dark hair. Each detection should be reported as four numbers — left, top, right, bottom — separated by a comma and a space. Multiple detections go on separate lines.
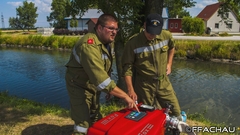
95, 13, 118, 27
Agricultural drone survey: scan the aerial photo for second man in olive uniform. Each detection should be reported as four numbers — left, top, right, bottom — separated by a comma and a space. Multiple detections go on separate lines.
122, 13, 183, 120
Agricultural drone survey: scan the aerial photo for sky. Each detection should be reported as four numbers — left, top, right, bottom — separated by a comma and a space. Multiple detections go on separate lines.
0, 0, 218, 28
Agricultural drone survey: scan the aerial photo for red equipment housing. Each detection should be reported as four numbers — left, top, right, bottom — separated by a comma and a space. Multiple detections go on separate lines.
87, 104, 167, 135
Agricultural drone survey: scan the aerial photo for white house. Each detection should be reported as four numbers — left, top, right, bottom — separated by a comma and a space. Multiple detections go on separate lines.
37, 28, 54, 35
162, 7, 169, 30
197, 2, 240, 33
64, 9, 103, 31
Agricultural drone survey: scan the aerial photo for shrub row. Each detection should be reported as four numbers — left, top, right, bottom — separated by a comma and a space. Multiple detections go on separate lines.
175, 40, 240, 60
1, 34, 240, 60
0, 35, 79, 49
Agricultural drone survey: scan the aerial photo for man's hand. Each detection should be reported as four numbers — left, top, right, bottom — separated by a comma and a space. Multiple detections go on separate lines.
166, 63, 172, 75
124, 76, 137, 101
128, 88, 138, 102
123, 96, 139, 112
109, 86, 138, 111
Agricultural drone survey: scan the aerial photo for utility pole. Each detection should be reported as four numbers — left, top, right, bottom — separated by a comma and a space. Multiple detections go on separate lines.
1, 12, 5, 28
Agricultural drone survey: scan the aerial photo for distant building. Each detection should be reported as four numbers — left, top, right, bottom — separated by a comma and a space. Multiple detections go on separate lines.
162, 7, 169, 30
168, 18, 182, 33
86, 18, 98, 32
37, 28, 54, 35
64, 9, 103, 31
197, 2, 240, 33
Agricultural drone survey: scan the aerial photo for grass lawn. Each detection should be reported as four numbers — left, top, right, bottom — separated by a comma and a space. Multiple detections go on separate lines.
0, 91, 236, 135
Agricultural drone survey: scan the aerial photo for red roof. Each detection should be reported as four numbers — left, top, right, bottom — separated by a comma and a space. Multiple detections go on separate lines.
197, 2, 222, 21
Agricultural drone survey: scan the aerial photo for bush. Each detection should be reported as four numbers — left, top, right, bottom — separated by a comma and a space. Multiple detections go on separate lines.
211, 43, 231, 59
195, 44, 212, 60
182, 17, 205, 35
175, 40, 240, 61
3, 36, 15, 45
58, 36, 79, 49
26, 35, 45, 46
230, 44, 240, 60
52, 40, 59, 49
43, 35, 57, 47
175, 49, 187, 58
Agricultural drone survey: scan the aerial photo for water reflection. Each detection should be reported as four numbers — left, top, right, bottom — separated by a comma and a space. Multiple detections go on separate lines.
0, 47, 71, 108
171, 59, 240, 126
0, 47, 239, 126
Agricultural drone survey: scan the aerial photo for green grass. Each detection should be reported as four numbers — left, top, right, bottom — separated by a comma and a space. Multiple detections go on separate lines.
0, 91, 69, 117
1, 91, 238, 135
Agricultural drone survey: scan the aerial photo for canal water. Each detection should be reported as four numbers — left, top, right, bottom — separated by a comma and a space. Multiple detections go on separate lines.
0, 47, 239, 126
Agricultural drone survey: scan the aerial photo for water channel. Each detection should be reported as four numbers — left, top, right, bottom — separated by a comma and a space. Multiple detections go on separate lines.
0, 46, 239, 126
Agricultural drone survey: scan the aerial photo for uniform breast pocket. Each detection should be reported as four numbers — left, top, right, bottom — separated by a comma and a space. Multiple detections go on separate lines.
135, 52, 153, 66
137, 52, 152, 61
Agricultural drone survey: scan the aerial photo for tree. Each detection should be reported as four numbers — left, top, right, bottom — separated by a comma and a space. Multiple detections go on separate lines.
218, 0, 240, 26
164, 0, 196, 18
8, 0, 38, 31
47, 0, 69, 28
9, 17, 23, 30
70, 18, 78, 30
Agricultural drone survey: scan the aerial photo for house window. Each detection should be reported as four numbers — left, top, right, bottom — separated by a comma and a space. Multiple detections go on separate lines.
175, 23, 178, 28
170, 23, 174, 28
227, 24, 232, 29
215, 23, 219, 28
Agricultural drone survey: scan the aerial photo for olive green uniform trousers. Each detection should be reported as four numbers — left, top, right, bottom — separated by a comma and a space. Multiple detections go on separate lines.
65, 68, 102, 134
134, 74, 180, 116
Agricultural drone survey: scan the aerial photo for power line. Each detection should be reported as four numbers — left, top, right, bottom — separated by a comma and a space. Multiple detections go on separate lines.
1, 12, 5, 28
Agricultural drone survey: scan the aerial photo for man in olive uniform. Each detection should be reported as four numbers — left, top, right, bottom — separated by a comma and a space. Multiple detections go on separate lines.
65, 14, 137, 135
122, 13, 184, 120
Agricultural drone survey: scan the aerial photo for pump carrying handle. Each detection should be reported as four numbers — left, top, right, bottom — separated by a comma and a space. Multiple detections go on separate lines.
125, 102, 155, 112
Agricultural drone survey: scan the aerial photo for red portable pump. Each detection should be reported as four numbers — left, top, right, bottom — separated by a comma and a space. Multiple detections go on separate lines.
87, 103, 196, 135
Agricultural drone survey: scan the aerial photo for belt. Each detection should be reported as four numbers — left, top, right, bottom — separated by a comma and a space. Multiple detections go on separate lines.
136, 73, 165, 81
152, 75, 164, 80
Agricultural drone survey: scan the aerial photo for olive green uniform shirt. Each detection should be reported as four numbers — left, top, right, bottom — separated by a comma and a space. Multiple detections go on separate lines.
122, 30, 174, 78
65, 31, 116, 93
122, 30, 181, 116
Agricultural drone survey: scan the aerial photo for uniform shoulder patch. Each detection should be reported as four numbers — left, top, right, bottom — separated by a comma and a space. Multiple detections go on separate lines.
87, 38, 94, 44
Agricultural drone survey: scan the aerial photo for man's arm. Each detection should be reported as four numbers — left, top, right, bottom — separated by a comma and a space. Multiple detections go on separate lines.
124, 76, 137, 101
110, 86, 138, 110
167, 47, 175, 75
121, 38, 138, 101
